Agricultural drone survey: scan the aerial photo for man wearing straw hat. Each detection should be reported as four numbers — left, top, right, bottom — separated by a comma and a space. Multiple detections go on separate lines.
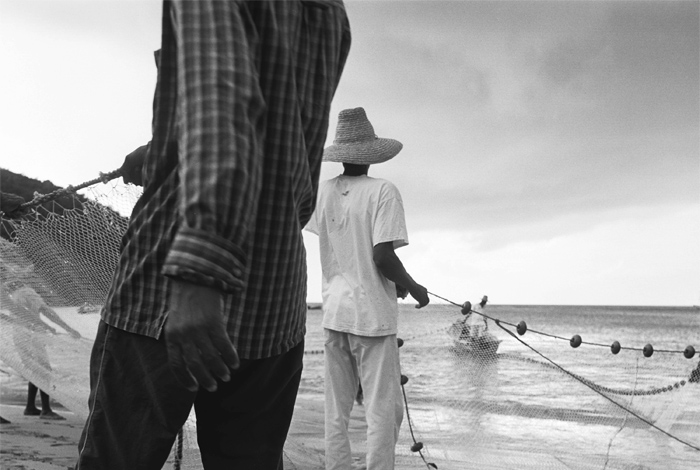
306, 107, 429, 469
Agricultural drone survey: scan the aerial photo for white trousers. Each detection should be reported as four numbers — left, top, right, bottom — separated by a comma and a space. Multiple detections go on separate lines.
324, 329, 404, 470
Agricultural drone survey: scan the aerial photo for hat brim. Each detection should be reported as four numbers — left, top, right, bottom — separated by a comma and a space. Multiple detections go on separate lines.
323, 138, 403, 165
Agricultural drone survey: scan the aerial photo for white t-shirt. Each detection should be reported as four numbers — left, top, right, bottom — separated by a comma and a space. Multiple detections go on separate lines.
306, 175, 408, 336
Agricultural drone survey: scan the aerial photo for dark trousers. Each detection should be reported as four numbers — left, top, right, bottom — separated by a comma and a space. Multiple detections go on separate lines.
76, 321, 304, 470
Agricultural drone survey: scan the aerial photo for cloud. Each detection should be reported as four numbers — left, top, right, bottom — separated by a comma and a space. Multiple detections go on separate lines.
328, 0, 699, 248
1, 0, 697, 305
396, 203, 700, 306
0, 0, 162, 186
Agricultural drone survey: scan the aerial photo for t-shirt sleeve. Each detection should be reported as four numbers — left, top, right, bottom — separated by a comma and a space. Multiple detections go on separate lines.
373, 184, 408, 249
304, 181, 324, 235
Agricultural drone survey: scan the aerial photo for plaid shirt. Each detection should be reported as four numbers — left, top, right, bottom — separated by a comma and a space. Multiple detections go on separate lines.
102, 0, 350, 359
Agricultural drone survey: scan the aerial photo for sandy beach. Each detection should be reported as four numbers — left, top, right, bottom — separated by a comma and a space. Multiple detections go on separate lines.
0, 370, 570, 470
0, 368, 428, 470
0, 306, 429, 470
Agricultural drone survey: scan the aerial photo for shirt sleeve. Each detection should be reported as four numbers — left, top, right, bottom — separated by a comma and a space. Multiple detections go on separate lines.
304, 181, 325, 235
161, 1, 265, 292
373, 183, 409, 249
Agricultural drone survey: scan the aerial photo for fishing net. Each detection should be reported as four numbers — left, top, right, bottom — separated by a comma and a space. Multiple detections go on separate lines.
393, 302, 699, 470
0, 174, 698, 470
0, 178, 138, 421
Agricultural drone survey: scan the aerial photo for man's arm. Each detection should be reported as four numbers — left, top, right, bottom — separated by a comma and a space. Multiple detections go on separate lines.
159, 0, 257, 393
373, 242, 429, 308
161, 0, 262, 292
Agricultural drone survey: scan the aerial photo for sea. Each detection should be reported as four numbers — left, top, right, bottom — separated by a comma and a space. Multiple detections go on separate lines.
1, 303, 698, 469
299, 303, 700, 470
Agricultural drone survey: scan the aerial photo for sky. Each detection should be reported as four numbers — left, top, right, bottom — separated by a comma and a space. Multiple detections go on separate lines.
0, 0, 698, 306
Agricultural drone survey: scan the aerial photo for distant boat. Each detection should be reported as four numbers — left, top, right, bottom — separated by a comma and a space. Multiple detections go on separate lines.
447, 320, 501, 356
447, 296, 500, 357
447, 298, 501, 359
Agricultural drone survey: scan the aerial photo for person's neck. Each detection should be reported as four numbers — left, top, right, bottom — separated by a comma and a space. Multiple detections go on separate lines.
342, 164, 369, 177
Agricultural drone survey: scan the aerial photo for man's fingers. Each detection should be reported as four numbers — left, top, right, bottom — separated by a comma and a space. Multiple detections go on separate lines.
411, 286, 430, 309
415, 299, 429, 309
210, 330, 240, 371
181, 340, 223, 392
194, 343, 231, 386
180, 335, 237, 392
166, 342, 200, 392
120, 144, 147, 186
122, 169, 143, 186
183, 358, 217, 393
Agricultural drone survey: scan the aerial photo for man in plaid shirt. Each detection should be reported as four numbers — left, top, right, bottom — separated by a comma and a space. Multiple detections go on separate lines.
76, 1, 350, 468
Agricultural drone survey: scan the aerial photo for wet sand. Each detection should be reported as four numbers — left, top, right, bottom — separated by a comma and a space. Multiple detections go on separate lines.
0, 370, 429, 470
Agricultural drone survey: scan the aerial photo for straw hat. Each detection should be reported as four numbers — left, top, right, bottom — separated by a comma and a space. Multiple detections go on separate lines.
323, 107, 403, 165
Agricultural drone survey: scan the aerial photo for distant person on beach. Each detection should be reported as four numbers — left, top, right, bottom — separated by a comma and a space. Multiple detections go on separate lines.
0, 196, 23, 426
76, 2, 350, 469
23, 382, 64, 420
2, 278, 82, 420
2, 194, 61, 423
6, 280, 82, 341
306, 107, 429, 470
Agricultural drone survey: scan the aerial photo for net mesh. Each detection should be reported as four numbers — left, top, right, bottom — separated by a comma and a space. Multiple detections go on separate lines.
0, 178, 698, 470
0, 181, 139, 422
392, 305, 699, 470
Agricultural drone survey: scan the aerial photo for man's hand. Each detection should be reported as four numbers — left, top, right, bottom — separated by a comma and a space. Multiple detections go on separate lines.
372, 242, 430, 309
120, 144, 147, 186
396, 285, 409, 299
164, 280, 240, 392
409, 283, 430, 309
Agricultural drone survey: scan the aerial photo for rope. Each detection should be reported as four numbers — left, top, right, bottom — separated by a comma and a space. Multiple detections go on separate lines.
426, 291, 700, 452
400, 379, 438, 469
427, 291, 693, 356
494, 320, 700, 452
174, 428, 183, 470
429, 290, 698, 394
15, 168, 123, 212
498, 353, 693, 396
